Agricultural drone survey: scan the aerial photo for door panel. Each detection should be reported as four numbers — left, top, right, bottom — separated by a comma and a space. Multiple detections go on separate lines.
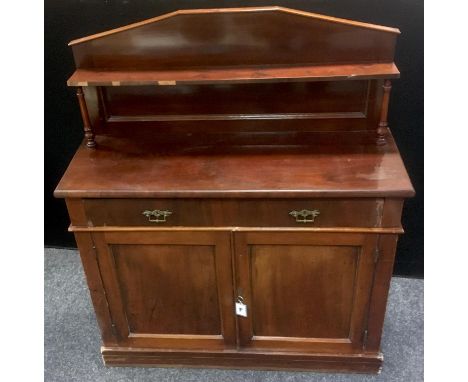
92, 231, 236, 350
234, 231, 377, 353
112, 244, 220, 335
251, 245, 358, 338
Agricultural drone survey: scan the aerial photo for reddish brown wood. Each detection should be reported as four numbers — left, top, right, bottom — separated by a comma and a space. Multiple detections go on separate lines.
92, 230, 236, 349
54, 131, 414, 199
381, 198, 405, 227
70, 7, 400, 47
65, 199, 117, 346
234, 231, 378, 353
65, 198, 87, 226
365, 234, 399, 351
70, 226, 404, 235
96, 86, 108, 123
67, 64, 399, 87
76, 87, 96, 148
95, 80, 382, 132
82, 198, 384, 228
66, 6, 401, 148
55, 7, 413, 372
100, 346, 383, 372
66, 7, 401, 146
69, 7, 399, 70
104, 80, 369, 119
377, 80, 392, 145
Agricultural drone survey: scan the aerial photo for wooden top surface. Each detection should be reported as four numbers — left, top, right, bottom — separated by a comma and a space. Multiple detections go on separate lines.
55, 130, 414, 199
67, 63, 399, 87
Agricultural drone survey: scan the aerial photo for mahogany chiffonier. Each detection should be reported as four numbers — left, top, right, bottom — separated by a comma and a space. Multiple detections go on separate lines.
54, 6, 414, 373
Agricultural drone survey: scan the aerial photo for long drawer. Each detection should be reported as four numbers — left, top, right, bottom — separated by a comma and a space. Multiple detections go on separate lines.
83, 198, 384, 227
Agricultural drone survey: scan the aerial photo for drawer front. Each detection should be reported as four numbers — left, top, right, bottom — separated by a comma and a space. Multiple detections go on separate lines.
83, 198, 383, 228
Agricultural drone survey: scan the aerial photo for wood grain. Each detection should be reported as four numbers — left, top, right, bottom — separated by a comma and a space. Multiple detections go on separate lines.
69, 226, 404, 234
70, 7, 398, 70
70, 6, 399, 47
250, 245, 358, 338
234, 232, 378, 353
76, 87, 96, 148
92, 79, 384, 133
67, 64, 399, 86
102, 80, 372, 121
55, 6, 412, 372
82, 198, 384, 228
365, 234, 399, 351
101, 346, 383, 372
65, 199, 117, 345
112, 244, 221, 335
54, 131, 414, 199
92, 230, 236, 349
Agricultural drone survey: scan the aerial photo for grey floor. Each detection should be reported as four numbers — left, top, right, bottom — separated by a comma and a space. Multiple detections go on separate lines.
45, 248, 423, 382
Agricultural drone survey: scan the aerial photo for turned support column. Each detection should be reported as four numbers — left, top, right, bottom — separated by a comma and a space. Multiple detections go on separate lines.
76, 86, 96, 148
377, 79, 392, 145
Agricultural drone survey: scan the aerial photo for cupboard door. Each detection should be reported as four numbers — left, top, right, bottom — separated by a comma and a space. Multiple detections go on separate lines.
234, 231, 377, 353
92, 230, 236, 350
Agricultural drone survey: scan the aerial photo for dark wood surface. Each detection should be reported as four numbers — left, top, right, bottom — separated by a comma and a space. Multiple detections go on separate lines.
234, 232, 378, 353
100, 346, 383, 372
55, 6, 414, 372
92, 230, 236, 349
112, 245, 221, 334
93, 79, 383, 133
102, 81, 372, 118
70, 7, 398, 71
251, 245, 359, 338
54, 130, 414, 199
67, 64, 399, 86
82, 198, 385, 228
67, 6, 401, 147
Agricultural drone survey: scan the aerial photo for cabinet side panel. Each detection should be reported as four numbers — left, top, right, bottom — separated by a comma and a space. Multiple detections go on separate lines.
73, 232, 118, 346
65, 198, 87, 226
381, 198, 404, 227
65, 198, 117, 345
365, 234, 398, 351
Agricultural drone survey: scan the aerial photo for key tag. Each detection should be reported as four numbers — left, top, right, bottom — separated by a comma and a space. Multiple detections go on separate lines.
235, 296, 248, 317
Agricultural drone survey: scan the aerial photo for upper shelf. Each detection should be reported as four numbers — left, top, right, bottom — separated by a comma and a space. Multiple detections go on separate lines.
67, 63, 400, 87
68, 6, 400, 87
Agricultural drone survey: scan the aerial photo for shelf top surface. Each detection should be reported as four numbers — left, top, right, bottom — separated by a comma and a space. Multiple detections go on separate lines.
55, 130, 414, 199
67, 63, 400, 87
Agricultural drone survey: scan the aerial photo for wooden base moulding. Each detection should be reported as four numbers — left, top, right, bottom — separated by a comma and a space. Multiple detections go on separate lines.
101, 347, 383, 373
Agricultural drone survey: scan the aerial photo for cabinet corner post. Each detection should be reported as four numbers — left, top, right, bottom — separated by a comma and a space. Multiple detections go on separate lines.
76, 86, 96, 148
377, 79, 392, 145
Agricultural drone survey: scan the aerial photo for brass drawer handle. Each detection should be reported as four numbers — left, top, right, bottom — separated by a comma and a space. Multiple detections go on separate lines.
289, 209, 320, 223
142, 209, 172, 223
